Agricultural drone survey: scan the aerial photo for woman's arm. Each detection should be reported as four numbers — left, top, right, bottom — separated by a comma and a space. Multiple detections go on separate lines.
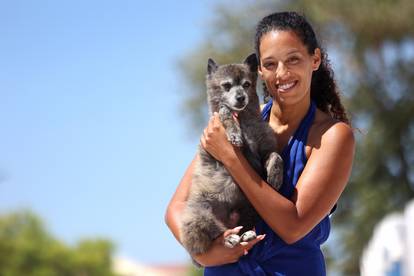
165, 155, 198, 242
201, 114, 355, 244
164, 154, 265, 266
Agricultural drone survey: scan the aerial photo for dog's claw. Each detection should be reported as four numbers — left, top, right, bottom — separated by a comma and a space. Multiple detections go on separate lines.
229, 134, 243, 147
240, 230, 257, 242
224, 234, 241, 248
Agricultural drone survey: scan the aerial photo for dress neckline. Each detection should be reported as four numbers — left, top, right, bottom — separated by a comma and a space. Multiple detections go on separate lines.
261, 100, 316, 157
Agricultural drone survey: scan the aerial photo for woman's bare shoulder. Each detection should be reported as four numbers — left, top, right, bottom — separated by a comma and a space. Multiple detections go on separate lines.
308, 109, 354, 151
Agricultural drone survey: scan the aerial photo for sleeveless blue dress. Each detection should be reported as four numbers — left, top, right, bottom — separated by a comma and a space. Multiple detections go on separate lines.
204, 101, 331, 276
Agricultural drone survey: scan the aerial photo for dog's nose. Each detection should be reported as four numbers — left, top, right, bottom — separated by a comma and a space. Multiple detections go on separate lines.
236, 95, 245, 103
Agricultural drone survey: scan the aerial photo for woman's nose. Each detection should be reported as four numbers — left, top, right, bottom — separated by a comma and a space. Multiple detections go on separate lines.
275, 62, 289, 80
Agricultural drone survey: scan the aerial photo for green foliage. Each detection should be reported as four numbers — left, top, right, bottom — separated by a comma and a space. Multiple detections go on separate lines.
176, 2, 277, 134
0, 210, 117, 276
178, 0, 414, 275
187, 266, 203, 276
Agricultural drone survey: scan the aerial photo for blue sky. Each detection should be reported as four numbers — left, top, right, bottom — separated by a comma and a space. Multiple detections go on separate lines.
0, 0, 222, 264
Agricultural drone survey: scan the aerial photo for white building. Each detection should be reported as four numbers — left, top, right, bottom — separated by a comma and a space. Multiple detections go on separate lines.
113, 257, 188, 276
360, 200, 414, 276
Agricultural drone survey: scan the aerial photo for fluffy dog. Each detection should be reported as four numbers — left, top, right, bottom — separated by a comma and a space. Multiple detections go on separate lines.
180, 54, 283, 257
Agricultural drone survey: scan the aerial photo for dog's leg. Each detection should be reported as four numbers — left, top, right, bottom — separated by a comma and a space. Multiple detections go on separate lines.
218, 105, 243, 147
255, 125, 283, 190
265, 152, 284, 190
235, 204, 258, 242
180, 204, 226, 255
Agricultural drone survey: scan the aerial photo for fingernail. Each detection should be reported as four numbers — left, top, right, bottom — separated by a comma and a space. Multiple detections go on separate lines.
244, 249, 248, 255
258, 234, 266, 240
240, 242, 248, 246
234, 226, 243, 231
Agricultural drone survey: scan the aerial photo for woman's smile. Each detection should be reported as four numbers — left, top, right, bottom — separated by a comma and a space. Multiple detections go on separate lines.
277, 80, 298, 93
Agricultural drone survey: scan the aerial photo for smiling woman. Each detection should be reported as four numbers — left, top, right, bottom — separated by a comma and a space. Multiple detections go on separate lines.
258, 30, 321, 106
166, 11, 355, 276
255, 12, 350, 125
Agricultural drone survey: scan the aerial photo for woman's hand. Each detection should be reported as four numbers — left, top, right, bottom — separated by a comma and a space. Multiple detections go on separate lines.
200, 113, 240, 164
193, 226, 265, 267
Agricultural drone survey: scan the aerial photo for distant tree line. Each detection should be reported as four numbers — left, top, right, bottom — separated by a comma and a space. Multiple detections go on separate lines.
0, 211, 116, 276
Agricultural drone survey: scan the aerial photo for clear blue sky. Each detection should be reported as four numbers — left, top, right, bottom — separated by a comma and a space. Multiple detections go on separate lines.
0, 0, 221, 265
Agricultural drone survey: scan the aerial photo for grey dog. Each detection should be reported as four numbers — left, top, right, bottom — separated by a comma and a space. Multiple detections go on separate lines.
180, 54, 283, 257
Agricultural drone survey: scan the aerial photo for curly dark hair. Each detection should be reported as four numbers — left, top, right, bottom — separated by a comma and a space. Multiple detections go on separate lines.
255, 11, 350, 124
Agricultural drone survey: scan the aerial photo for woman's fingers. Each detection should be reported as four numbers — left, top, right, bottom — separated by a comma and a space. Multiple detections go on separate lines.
224, 226, 243, 236
208, 228, 266, 263
201, 116, 214, 147
224, 228, 266, 258
207, 114, 216, 133
201, 115, 216, 147
238, 234, 266, 256
200, 131, 206, 148
212, 112, 221, 129
246, 234, 266, 250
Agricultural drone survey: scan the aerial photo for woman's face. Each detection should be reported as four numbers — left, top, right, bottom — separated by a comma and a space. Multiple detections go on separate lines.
258, 30, 321, 106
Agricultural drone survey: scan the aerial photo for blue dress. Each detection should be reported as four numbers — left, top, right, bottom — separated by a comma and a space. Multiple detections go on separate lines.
204, 101, 331, 276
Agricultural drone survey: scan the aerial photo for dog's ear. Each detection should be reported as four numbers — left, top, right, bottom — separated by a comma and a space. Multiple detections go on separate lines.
244, 53, 258, 73
207, 58, 218, 75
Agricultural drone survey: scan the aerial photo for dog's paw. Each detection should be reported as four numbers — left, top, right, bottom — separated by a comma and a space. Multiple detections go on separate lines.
267, 169, 283, 190
229, 134, 243, 147
224, 234, 241, 248
266, 152, 283, 190
240, 230, 257, 242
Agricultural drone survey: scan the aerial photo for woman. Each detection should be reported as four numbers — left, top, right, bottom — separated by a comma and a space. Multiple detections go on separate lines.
165, 11, 355, 275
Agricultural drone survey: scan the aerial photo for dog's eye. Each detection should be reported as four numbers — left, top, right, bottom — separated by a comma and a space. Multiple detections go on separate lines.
222, 83, 232, 91
242, 82, 251, 89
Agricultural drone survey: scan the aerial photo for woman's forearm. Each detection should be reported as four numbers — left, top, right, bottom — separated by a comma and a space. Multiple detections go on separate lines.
221, 123, 354, 244
165, 155, 198, 243
223, 150, 303, 244
165, 201, 186, 243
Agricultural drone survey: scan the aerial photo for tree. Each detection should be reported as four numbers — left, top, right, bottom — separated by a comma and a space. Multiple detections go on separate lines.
177, 1, 414, 274
0, 210, 117, 276
187, 266, 203, 276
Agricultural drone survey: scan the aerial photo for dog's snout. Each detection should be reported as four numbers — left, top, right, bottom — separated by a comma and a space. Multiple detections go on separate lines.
236, 94, 246, 103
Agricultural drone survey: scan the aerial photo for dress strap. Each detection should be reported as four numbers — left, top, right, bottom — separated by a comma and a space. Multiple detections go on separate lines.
279, 101, 316, 197
261, 101, 273, 122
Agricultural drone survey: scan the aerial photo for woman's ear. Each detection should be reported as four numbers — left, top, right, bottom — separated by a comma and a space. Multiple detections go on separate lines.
312, 48, 322, 71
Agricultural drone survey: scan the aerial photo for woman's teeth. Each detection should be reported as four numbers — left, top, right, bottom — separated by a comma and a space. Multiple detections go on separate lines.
278, 81, 296, 91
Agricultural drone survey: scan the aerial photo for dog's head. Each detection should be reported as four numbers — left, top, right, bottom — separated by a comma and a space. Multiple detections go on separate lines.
206, 53, 258, 113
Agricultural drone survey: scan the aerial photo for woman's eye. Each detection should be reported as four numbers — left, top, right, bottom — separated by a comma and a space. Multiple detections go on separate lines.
287, 57, 299, 64
263, 63, 275, 70
222, 83, 232, 91
242, 82, 251, 89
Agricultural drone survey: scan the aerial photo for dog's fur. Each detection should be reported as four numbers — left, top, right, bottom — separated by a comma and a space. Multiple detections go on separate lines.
180, 54, 283, 256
